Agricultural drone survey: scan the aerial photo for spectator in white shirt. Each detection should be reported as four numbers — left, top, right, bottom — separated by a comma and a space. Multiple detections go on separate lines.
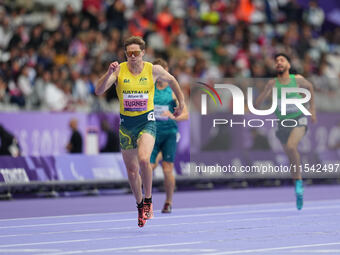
44, 79, 67, 111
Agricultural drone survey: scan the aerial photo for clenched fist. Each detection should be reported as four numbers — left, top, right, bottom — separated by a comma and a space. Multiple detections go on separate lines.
108, 61, 119, 74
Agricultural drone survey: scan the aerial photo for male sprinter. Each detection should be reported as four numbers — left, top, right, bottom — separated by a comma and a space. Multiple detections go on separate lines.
255, 53, 317, 210
151, 59, 189, 213
95, 36, 185, 227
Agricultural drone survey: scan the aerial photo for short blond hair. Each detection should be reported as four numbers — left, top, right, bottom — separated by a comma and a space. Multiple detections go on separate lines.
124, 36, 146, 51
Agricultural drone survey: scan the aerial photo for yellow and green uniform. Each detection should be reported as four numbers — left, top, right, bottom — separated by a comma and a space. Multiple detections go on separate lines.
150, 85, 178, 163
275, 74, 308, 144
116, 61, 156, 150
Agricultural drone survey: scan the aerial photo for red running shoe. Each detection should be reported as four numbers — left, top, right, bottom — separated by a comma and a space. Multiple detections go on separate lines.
143, 201, 154, 219
137, 206, 146, 227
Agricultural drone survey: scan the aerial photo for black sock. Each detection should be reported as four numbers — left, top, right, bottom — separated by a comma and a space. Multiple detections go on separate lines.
137, 200, 143, 208
144, 197, 152, 203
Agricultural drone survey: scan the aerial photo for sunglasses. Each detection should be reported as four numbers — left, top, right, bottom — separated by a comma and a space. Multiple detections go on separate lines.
126, 50, 141, 57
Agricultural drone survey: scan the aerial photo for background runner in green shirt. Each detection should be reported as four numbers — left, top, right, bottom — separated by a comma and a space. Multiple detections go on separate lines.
255, 53, 317, 211
151, 59, 189, 213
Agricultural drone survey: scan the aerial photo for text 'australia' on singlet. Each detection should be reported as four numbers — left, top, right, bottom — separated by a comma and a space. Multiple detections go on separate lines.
275, 74, 303, 120
154, 85, 178, 134
116, 62, 155, 117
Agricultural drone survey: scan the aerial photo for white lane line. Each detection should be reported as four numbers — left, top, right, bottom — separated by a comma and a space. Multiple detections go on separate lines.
0, 212, 339, 248
39, 241, 206, 255
0, 212, 339, 239
0, 236, 143, 249
35, 242, 340, 255
0, 248, 61, 253
136, 248, 217, 253
1, 204, 340, 230
0, 211, 136, 222
289, 249, 340, 253
1, 198, 339, 222
0, 219, 134, 229
203, 242, 340, 255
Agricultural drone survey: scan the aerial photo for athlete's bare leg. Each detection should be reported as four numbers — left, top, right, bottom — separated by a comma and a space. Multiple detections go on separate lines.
283, 126, 306, 180
137, 133, 155, 199
121, 149, 143, 204
161, 161, 175, 204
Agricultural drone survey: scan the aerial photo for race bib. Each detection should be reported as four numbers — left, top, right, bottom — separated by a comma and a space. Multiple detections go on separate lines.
154, 105, 169, 120
123, 93, 148, 111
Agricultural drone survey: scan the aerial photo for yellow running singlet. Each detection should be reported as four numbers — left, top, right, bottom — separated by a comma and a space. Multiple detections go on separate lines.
116, 62, 155, 117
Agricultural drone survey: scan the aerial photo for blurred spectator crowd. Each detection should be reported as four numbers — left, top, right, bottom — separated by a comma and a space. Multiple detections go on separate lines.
0, 0, 339, 112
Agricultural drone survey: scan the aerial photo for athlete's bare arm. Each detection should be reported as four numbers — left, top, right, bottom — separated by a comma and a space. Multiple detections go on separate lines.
153, 64, 185, 117
160, 93, 189, 121
255, 79, 275, 109
174, 102, 189, 121
295, 74, 317, 123
95, 62, 120, 95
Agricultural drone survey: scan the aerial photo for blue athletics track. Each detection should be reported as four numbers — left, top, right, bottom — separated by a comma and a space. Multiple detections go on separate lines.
0, 185, 340, 255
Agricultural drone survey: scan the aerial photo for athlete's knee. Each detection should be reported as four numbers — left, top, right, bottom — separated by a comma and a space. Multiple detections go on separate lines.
163, 166, 173, 174
151, 163, 156, 171
162, 163, 174, 175
139, 157, 151, 170
126, 167, 139, 178
285, 143, 298, 154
